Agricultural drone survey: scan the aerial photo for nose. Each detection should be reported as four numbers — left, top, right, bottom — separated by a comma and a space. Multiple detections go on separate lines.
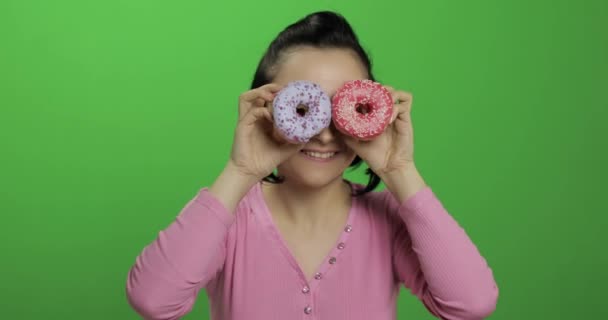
312, 123, 339, 144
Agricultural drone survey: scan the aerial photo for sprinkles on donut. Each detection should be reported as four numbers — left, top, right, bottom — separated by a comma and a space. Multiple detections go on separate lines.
271, 80, 332, 143
331, 79, 394, 140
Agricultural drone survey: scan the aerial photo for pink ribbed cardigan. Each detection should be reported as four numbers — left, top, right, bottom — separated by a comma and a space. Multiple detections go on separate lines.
126, 182, 498, 319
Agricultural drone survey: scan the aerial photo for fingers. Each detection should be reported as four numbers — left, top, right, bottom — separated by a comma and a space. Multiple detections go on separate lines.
384, 87, 413, 123
393, 91, 412, 108
388, 90, 414, 135
384, 85, 395, 95
238, 83, 283, 120
243, 105, 273, 126
394, 92, 413, 121
240, 83, 283, 102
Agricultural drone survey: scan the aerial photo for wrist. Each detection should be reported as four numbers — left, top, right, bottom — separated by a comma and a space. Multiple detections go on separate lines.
225, 160, 264, 185
209, 161, 261, 213
379, 165, 427, 204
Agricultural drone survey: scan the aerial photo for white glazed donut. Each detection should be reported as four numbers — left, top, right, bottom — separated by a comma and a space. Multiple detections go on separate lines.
272, 80, 332, 143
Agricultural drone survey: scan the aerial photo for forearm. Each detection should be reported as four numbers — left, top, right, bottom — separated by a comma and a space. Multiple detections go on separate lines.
126, 189, 235, 319
209, 161, 260, 213
396, 188, 498, 318
386, 166, 499, 318
379, 164, 428, 204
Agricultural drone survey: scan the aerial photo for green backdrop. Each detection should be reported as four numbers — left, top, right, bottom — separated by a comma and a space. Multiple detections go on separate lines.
1, 0, 606, 319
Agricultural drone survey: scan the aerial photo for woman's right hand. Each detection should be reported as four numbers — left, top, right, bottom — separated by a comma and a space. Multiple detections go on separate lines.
211, 83, 304, 212
209, 84, 304, 212
229, 83, 304, 181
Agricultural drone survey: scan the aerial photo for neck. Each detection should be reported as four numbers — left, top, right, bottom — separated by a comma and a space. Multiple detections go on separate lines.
262, 177, 352, 231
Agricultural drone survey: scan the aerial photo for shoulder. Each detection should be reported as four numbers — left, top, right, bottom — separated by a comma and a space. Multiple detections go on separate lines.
195, 182, 261, 215
349, 182, 404, 232
350, 182, 401, 215
236, 182, 260, 211
192, 182, 262, 230
349, 182, 406, 242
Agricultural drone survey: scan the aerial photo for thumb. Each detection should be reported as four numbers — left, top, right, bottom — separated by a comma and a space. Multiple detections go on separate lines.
281, 141, 305, 151
342, 134, 360, 150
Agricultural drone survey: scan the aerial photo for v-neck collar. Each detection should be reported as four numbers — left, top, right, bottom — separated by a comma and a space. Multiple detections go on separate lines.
254, 181, 359, 289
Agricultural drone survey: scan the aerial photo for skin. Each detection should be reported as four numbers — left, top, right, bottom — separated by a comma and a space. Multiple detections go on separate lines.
209, 46, 428, 279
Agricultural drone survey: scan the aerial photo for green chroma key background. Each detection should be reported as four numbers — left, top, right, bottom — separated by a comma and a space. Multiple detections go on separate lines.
1, 0, 606, 319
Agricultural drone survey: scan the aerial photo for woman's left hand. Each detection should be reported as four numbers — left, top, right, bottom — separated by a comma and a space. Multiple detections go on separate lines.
343, 86, 416, 177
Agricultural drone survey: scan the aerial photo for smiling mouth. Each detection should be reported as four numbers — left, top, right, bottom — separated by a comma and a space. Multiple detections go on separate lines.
300, 150, 339, 160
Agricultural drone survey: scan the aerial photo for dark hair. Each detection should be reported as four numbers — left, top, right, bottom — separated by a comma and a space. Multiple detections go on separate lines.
250, 11, 381, 196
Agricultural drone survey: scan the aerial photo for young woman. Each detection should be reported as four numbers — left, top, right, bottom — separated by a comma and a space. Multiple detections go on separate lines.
126, 11, 498, 320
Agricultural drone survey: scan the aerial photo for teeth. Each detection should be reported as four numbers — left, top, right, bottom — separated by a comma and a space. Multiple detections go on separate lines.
303, 151, 336, 159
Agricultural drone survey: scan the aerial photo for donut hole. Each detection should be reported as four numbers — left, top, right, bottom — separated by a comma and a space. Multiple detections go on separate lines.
296, 104, 309, 116
355, 103, 372, 115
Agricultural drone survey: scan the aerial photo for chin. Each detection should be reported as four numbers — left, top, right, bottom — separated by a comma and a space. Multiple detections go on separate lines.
277, 151, 356, 188
291, 171, 342, 189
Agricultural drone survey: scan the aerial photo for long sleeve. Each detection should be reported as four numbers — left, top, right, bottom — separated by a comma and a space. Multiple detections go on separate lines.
125, 188, 235, 320
389, 186, 499, 320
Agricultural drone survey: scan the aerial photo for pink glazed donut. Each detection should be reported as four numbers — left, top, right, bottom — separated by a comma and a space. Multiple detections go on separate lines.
272, 80, 332, 143
331, 79, 394, 140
